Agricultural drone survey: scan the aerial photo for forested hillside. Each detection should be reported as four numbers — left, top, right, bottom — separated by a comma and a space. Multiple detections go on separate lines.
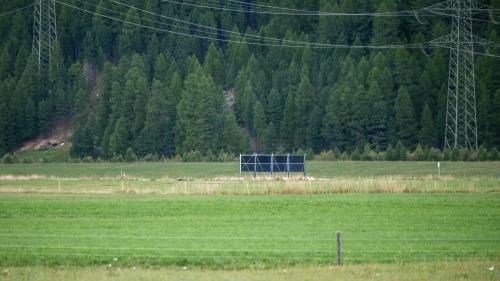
0, 0, 499, 161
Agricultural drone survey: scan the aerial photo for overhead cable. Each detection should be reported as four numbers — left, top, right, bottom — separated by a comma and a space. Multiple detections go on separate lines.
0, 3, 34, 18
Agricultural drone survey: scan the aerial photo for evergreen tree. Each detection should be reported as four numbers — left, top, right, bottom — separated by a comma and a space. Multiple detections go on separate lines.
176, 58, 222, 154
203, 43, 225, 86
371, 0, 400, 45
307, 105, 324, 153
223, 113, 245, 154
420, 103, 437, 148
70, 121, 94, 158
136, 80, 169, 157
37, 99, 53, 137
395, 86, 417, 148
109, 116, 130, 157
489, 90, 500, 148
365, 81, 388, 149
294, 65, 314, 148
281, 92, 296, 151
0, 103, 9, 156
253, 101, 267, 152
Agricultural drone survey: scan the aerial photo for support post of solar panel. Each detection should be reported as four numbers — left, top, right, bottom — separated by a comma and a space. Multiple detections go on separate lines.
286, 153, 290, 179
253, 153, 257, 179
303, 154, 307, 178
270, 153, 274, 176
239, 154, 241, 174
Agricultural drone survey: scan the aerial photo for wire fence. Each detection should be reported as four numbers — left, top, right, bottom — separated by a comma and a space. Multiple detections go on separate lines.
0, 175, 498, 195
0, 234, 498, 267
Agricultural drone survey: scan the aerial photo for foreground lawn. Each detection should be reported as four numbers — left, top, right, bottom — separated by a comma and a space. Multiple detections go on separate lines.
1, 262, 498, 281
0, 193, 498, 268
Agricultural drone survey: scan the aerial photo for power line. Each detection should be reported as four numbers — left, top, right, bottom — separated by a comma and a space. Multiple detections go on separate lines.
109, 0, 424, 49
107, 0, 317, 46
56, 0, 425, 50
0, 3, 34, 18
160, 0, 500, 25
160, 0, 418, 17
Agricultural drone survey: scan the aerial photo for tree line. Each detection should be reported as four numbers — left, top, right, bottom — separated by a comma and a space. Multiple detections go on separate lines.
0, 0, 499, 161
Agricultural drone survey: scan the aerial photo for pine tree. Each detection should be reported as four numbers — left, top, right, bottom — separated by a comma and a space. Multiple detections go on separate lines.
395, 86, 417, 148
109, 116, 130, 157
136, 80, 169, 157
253, 101, 267, 152
154, 53, 168, 84
176, 59, 222, 154
118, 8, 143, 56
132, 76, 148, 138
365, 81, 388, 149
203, 43, 225, 86
307, 105, 324, 153
70, 122, 94, 158
294, 65, 314, 148
420, 103, 437, 148
267, 89, 283, 129
371, 0, 400, 45
37, 99, 53, 137
489, 90, 500, 147
281, 92, 296, 151
0, 103, 9, 156
223, 113, 244, 154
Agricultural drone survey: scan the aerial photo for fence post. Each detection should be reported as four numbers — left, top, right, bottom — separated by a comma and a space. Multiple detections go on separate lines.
337, 231, 342, 266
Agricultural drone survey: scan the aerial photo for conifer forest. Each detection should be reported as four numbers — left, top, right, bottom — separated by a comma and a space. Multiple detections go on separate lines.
0, 0, 499, 161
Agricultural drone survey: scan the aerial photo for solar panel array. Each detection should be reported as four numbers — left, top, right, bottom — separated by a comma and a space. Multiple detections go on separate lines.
240, 154, 306, 176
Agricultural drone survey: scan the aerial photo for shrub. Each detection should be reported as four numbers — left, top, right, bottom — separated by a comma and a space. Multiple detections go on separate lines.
1, 154, 18, 164
21, 158, 34, 164
315, 150, 336, 161
350, 148, 361, 161
82, 156, 94, 163
477, 146, 489, 161
428, 148, 442, 161
182, 150, 203, 162
111, 154, 124, 162
413, 144, 425, 161
489, 148, 499, 161
142, 153, 159, 162
124, 147, 138, 162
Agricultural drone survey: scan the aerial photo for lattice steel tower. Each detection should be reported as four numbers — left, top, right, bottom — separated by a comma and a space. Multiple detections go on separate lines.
32, 0, 57, 76
444, 0, 478, 150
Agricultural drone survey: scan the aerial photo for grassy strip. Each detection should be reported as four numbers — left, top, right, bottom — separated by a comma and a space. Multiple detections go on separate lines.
1, 261, 498, 281
0, 161, 499, 179
0, 177, 498, 195
0, 193, 498, 268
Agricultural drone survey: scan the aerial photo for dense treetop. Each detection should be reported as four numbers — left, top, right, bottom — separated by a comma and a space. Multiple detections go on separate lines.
0, 0, 499, 160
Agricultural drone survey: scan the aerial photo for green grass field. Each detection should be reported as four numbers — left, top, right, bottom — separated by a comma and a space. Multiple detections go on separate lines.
0, 161, 499, 280
1, 161, 499, 179
0, 193, 498, 268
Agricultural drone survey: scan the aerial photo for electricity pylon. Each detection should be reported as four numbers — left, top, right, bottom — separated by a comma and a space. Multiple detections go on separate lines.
426, 0, 479, 150
32, 0, 57, 76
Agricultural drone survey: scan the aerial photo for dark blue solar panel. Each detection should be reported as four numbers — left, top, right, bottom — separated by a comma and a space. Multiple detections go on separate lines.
240, 154, 305, 174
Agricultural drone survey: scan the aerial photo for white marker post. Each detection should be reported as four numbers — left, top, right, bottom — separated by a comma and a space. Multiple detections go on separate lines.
437, 162, 441, 177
